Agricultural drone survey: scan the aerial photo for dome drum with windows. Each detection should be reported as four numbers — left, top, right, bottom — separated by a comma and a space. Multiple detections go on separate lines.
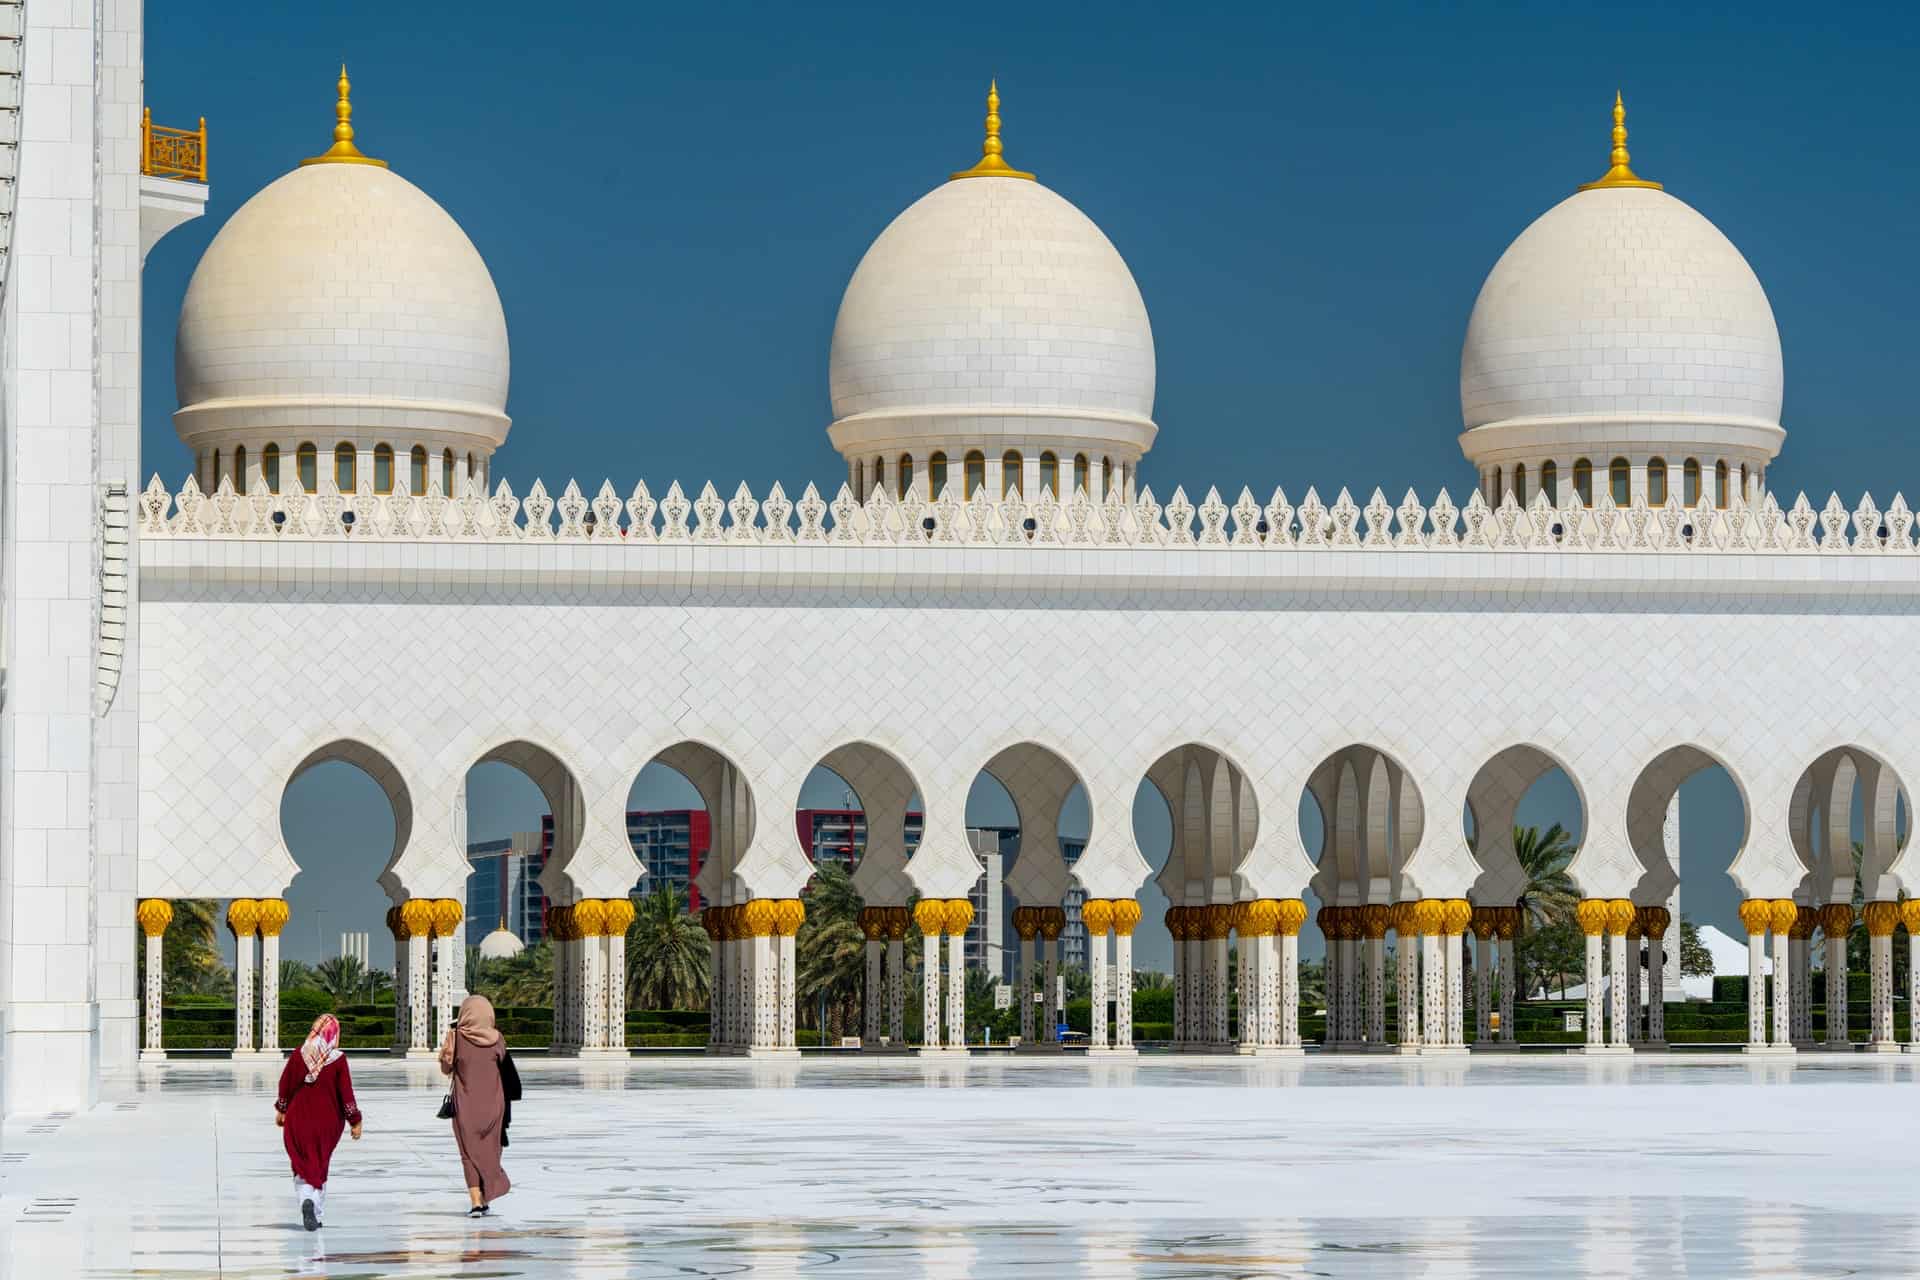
172, 68, 511, 503
827, 83, 1157, 507
1458, 93, 1784, 512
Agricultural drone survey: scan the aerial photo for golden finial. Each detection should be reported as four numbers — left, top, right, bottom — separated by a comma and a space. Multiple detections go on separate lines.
301, 63, 389, 168
949, 79, 1035, 181
1577, 90, 1660, 191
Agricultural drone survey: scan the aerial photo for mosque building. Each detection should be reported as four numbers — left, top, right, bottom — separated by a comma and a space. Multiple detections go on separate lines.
1, 8, 1916, 1114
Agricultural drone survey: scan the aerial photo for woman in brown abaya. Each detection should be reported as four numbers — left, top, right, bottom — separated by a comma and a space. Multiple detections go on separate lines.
439, 993, 511, 1215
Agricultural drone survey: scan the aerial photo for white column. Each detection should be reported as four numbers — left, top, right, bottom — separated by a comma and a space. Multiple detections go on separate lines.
579, 926, 606, 1051
1366, 934, 1386, 1045
1280, 930, 1301, 1049
1773, 925, 1794, 1050
1824, 922, 1848, 1049
1625, 933, 1642, 1044
1171, 926, 1187, 1046
1608, 930, 1629, 1048
606, 931, 627, 1051
1235, 924, 1255, 1050
1017, 934, 1035, 1043
734, 935, 752, 1048
1645, 933, 1666, 1044
705, 917, 725, 1050
1338, 936, 1360, 1045
1397, 922, 1421, 1049
1789, 931, 1811, 1046
1743, 912, 1766, 1050
1209, 934, 1230, 1047
1473, 933, 1492, 1044
864, 938, 884, 1044
142, 929, 165, 1061
1257, 932, 1279, 1048
1114, 930, 1135, 1051
435, 932, 459, 1048
408, 933, 431, 1054
233, 932, 257, 1057
887, 936, 906, 1043
1908, 924, 1920, 1052
922, 930, 942, 1048
945, 931, 966, 1049
1583, 931, 1604, 1050
1869, 928, 1895, 1049
259, 931, 281, 1053
1445, 929, 1465, 1048
1421, 931, 1444, 1049
392, 933, 410, 1054
1186, 936, 1205, 1045
1089, 926, 1109, 1050
1498, 934, 1517, 1043
778, 932, 798, 1050
1043, 936, 1061, 1043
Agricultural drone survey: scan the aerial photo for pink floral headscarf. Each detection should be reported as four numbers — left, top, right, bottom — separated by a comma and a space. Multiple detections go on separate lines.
301, 1014, 341, 1082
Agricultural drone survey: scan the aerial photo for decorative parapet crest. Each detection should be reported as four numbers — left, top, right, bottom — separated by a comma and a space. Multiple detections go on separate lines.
139, 474, 1920, 555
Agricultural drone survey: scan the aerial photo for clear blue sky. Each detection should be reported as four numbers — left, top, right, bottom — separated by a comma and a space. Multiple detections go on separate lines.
158, 1, 1916, 967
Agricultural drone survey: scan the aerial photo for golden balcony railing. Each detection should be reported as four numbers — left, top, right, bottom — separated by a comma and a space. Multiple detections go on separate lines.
141, 109, 207, 182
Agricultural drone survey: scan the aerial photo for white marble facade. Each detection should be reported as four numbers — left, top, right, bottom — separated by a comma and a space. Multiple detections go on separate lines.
4, 11, 1919, 1122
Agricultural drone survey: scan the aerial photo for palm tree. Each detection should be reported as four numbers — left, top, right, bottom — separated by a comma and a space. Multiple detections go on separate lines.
796, 864, 865, 1035
314, 953, 368, 1003
279, 958, 320, 992
626, 885, 710, 1011
474, 940, 551, 1008
1513, 823, 1580, 930
1132, 970, 1173, 994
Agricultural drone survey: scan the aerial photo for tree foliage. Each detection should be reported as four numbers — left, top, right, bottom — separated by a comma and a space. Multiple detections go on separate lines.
1678, 916, 1715, 979
796, 864, 864, 1036
626, 884, 711, 1011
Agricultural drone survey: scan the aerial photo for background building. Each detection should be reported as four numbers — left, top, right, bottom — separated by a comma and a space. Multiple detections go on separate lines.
465, 831, 547, 946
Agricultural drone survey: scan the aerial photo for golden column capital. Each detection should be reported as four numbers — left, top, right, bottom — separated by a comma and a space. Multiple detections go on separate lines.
773, 898, 806, 938
226, 898, 260, 936
398, 897, 437, 939
740, 899, 777, 938
1037, 907, 1065, 941
1863, 901, 1900, 938
1011, 906, 1035, 940
431, 898, 464, 939
1736, 899, 1772, 937
256, 898, 290, 938
1441, 899, 1473, 937
1361, 903, 1392, 940
941, 898, 974, 936
1818, 902, 1851, 937
912, 898, 947, 938
1901, 899, 1920, 936
1574, 899, 1610, 938
1605, 898, 1637, 937
1111, 899, 1142, 938
1641, 905, 1671, 939
602, 897, 636, 936
1082, 898, 1114, 937
136, 899, 173, 937
1275, 898, 1308, 938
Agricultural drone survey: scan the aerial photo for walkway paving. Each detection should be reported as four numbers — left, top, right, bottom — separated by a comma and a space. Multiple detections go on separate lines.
3, 1053, 1918, 1277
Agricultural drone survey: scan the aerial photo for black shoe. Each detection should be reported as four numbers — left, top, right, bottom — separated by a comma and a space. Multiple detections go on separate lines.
468, 1205, 486, 1218
301, 1199, 319, 1232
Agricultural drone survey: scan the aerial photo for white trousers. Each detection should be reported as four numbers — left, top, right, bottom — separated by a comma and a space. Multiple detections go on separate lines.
295, 1176, 326, 1220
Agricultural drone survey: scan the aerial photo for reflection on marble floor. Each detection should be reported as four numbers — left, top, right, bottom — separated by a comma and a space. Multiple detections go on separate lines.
4, 1054, 1920, 1277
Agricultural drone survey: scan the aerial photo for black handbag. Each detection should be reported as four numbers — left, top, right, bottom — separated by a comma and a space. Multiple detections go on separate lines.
436, 1092, 454, 1120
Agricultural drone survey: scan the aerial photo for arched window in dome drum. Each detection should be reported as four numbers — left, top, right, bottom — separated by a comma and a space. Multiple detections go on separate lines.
1683, 458, 1701, 506
1512, 464, 1527, 506
1647, 457, 1667, 506
263, 444, 281, 495
443, 449, 457, 497
853, 460, 864, 498
1073, 453, 1088, 496
467, 454, 476, 492
963, 451, 985, 500
1490, 467, 1501, 504
234, 446, 247, 496
1541, 460, 1557, 505
1573, 458, 1593, 507
1002, 451, 1023, 498
297, 443, 318, 495
1739, 463, 1748, 500
1102, 456, 1113, 496
212, 449, 222, 491
873, 456, 885, 496
897, 453, 913, 500
1608, 457, 1630, 506
929, 452, 948, 500
373, 444, 394, 495
1039, 452, 1058, 498
410, 446, 427, 496
1714, 460, 1729, 508
334, 443, 356, 493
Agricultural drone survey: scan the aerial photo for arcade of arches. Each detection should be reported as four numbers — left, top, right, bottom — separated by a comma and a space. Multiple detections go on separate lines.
132, 741, 1915, 1058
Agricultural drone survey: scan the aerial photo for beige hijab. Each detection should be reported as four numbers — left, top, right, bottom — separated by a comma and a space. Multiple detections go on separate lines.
454, 994, 502, 1049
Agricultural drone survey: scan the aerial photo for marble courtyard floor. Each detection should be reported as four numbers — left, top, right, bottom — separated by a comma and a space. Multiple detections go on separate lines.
3, 1053, 1919, 1278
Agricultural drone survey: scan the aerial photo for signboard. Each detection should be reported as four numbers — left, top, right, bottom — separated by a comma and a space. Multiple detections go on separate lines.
994, 986, 1011, 1010
1563, 1010, 1583, 1033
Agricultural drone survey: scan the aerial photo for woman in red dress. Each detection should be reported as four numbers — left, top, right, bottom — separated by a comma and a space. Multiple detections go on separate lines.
274, 1013, 362, 1231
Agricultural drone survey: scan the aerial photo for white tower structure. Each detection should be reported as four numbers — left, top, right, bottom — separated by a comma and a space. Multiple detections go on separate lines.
828, 84, 1155, 506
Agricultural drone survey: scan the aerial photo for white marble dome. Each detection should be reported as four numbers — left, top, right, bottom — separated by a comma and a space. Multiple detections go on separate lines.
1460, 185, 1783, 436
827, 173, 1157, 466
477, 925, 524, 961
173, 159, 511, 452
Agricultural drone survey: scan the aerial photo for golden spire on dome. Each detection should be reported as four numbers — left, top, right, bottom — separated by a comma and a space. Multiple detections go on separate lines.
1577, 90, 1660, 191
300, 64, 388, 168
949, 80, 1035, 181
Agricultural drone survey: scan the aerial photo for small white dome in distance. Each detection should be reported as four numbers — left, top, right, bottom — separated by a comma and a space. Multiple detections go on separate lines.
1459, 95, 1784, 504
478, 922, 524, 961
173, 69, 510, 489
827, 84, 1155, 499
